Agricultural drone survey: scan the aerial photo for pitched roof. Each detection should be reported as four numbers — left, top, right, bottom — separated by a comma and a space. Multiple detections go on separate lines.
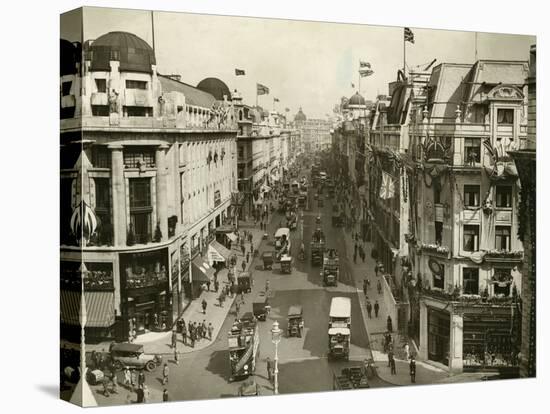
427, 63, 472, 121
158, 74, 216, 109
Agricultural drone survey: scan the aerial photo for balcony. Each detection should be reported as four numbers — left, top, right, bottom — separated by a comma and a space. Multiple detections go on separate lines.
483, 250, 523, 263
421, 287, 517, 308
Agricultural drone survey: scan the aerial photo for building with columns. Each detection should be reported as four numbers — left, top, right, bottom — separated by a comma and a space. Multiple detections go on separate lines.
405, 60, 528, 373
294, 107, 332, 152
60, 31, 238, 342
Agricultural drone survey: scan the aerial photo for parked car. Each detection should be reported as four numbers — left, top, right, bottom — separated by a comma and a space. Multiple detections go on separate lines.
110, 343, 162, 372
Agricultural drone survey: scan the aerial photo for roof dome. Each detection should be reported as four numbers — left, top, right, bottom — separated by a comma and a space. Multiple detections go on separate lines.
60, 39, 81, 76
87, 31, 156, 73
197, 78, 231, 101
294, 107, 307, 122
348, 92, 366, 106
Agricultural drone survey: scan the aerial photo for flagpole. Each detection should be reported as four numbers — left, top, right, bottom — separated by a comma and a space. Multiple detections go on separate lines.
256, 84, 258, 107
403, 33, 406, 79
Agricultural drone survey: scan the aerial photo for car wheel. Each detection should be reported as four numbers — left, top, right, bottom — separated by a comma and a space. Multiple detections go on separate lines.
145, 361, 156, 372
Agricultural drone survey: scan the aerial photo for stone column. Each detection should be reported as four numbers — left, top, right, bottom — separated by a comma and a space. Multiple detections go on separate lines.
449, 312, 464, 373
154, 144, 169, 240
156, 144, 169, 241
109, 144, 126, 247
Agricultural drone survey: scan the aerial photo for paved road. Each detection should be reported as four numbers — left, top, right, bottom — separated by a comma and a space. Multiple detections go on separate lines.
91, 179, 390, 406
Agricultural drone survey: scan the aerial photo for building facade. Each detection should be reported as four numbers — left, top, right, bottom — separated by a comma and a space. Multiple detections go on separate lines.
60, 31, 238, 342
294, 108, 332, 152
405, 60, 528, 373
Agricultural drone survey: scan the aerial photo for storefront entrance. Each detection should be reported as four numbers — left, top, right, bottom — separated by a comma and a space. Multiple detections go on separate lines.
428, 308, 450, 366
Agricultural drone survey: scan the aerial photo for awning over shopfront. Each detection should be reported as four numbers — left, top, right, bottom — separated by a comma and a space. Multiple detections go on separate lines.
192, 256, 215, 283
208, 240, 232, 263
226, 232, 237, 242
60, 290, 115, 328
215, 225, 234, 234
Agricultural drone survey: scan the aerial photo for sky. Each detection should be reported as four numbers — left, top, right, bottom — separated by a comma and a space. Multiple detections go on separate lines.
61, 7, 535, 119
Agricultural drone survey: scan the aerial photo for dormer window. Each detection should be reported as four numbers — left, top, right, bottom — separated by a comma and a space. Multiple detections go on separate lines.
497, 108, 514, 125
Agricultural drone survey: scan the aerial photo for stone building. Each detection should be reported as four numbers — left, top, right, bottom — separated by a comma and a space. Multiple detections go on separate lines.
294, 108, 332, 152
60, 31, 238, 342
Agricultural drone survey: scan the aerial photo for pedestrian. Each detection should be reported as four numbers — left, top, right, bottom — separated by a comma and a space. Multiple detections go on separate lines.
208, 322, 214, 340
366, 301, 372, 319
404, 343, 410, 361
265, 279, 270, 294
171, 329, 177, 348
143, 385, 150, 403
360, 247, 365, 263
163, 389, 169, 402
241, 291, 245, 304
241, 260, 246, 272
138, 371, 145, 389
353, 251, 357, 264
266, 357, 273, 382
363, 279, 368, 296
246, 252, 250, 263
235, 301, 241, 317
388, 347, 394, 367
377, 279, 382, 294
214, 280, 219, 293
123, 367, 132, 389
409, 357, 416, 383
202, 299, 207, 314
241, 244, 245, 256
190, 330, 195, 348
206, 280, 211, 292
390, 355, 396, 375
374, 262, 380, 277
387, 315, 393, 333
174, 346, 179, 365
374, 300, 380, 318
162, 363, 169, 385
136, 385, 144, 403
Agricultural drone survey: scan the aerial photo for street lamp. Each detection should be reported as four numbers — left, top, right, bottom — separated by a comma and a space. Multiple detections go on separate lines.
271, 320, 282, 394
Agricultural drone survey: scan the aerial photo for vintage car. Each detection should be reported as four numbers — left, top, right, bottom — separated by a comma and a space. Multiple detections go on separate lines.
262, 251, 274, 270
110, 343, 162, 372
280, 255, 292, 274
238, 379, 260, 396
287, 305, 304, 337
237, 272, 252, 294
252, 296, 270, 321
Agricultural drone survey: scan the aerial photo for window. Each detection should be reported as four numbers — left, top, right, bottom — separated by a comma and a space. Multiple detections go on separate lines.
497, 108, 514, 125
129, 178, 152, 244
124, 106, 152, 117
95, 78, 107, 93
463, 268, 479, 295
238, 147, 244, 159
495, 186, 512, 208
493, 268, 511, 296
463, 225, 479, 252
91, 105, 109, 116
433, 266, 445, 289
464, 138, 481, 164
125, 80, 147, 90
495, 226, 511, 251
91, 146, 111, 168
435, 221, 443, 245
124, 147, 155, 169
434, 179, 441, 204
93, 178, 112, 246
464, 185, 480, 208
61, 81, 72, 96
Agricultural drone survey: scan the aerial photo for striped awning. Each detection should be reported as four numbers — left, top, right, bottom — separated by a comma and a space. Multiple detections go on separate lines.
61, 290, 115, 328
192, 257, 215, 283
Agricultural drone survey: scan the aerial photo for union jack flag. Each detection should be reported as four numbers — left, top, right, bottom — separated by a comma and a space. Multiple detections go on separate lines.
404, 27, 415, 44
379, 172, 396, 199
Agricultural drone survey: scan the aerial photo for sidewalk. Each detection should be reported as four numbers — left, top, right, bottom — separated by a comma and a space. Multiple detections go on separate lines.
338, 198, 448, 386
87, 218, 274, 356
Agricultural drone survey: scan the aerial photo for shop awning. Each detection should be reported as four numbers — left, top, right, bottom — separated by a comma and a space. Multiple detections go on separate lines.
215, 225, 235, 234
60, 290, 115, 328
226, 232, 237, 242
208, 240, 232, 262
192, 257, 215, 283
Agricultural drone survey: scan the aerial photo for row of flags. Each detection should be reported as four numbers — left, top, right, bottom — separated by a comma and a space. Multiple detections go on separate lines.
235, 68, 281, 102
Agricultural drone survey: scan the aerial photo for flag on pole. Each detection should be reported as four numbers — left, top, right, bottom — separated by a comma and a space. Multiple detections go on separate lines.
359, 69, 374, 77
235, 68, 245, 76
274, 97, 280, 102
360, 61, 371, 68
404, 27, 415, 43
257, 83, 269, 95
379, 172, 396, 199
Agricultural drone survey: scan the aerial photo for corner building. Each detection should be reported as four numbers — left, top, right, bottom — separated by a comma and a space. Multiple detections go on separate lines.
60, 32, 238, 342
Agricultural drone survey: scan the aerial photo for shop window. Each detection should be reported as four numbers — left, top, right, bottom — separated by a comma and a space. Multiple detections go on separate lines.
95, 78, 107, 93
129, 178, 152, 244
463, 225, 479, 252
124, 147, 155, 169
495, 226, 511, 251
125, 80, 148, 90
495, 186, 512, 208
91, 105, 109, 116
464, 185, 480, 208
497, 108, 514, 125
435, 221, 443, 245
463, 268, 479, 294
464, 138, 481, 164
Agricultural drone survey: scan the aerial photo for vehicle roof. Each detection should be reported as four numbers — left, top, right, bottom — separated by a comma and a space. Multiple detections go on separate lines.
275, 228, 290, 237
287, 305, 303, 316
328, 327, 350, 335
111, 343, 144, 352
238, 272, 250, 278
329, 297, 351, 318
280, 255, 292, 262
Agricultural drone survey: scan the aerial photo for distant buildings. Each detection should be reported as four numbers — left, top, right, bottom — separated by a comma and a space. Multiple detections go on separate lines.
60, 31, 299, 342
294, 108, 332, 153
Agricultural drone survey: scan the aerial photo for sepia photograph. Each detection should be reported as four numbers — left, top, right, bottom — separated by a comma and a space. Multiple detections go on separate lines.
59, 5, 536, 407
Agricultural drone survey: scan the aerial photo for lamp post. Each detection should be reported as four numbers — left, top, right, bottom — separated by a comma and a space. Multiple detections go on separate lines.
271, 320, 282, 394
